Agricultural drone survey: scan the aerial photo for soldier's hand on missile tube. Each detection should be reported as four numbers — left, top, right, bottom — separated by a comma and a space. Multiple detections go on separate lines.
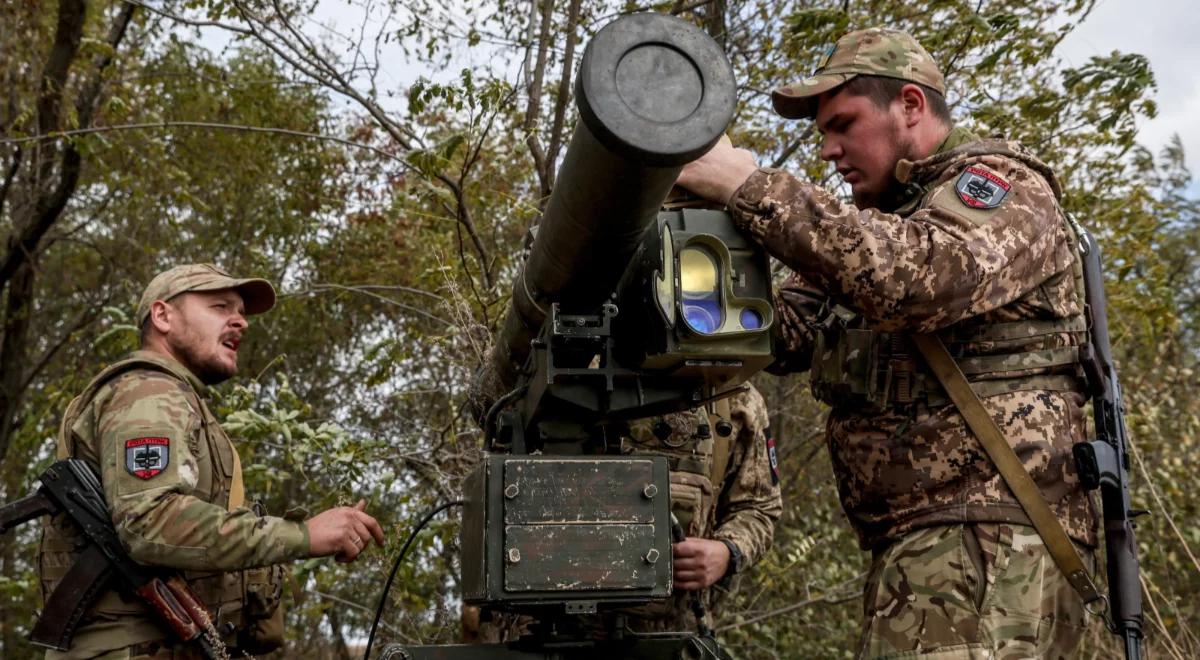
305, 499, 386, 563
672, 537, 731, 591
676, 135, 760, 207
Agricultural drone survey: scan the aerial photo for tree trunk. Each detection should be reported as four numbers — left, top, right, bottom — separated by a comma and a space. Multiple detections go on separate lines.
0, 260, 34, 462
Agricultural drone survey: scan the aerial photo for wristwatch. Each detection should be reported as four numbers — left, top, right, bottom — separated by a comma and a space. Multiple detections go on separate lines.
719, 538, 744, 578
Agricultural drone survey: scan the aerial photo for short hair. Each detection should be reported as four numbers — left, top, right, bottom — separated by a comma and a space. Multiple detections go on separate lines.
139, 317, 152, 347
841, 75, 951, 124
138, 298, 178, 347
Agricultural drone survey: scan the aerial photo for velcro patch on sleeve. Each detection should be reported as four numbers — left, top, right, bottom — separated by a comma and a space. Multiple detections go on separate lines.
765, 427, 779, 485
955, 165, 1011, 210
125, 437, 170, 480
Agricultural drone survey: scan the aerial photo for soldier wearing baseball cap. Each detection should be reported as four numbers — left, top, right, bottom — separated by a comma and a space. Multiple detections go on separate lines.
770, 28, 945, 120
37, 264, 386, 658
135, 262, 277, 327
677, 27, 1098, 658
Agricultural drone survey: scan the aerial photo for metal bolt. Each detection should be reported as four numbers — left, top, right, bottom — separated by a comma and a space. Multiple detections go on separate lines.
507, 548, 521, 564
504, 483, 520, 499
716, 419, 733, 437
642, 483, 658, 499
644, 548, 660, 564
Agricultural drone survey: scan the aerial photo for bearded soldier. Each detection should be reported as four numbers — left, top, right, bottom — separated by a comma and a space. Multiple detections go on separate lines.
678, 28, 1098, 658
38, 264, 385, 659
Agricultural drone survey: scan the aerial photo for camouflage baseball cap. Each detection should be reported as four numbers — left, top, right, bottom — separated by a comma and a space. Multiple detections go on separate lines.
772, 27, 945, 119
135, 263, 276, 326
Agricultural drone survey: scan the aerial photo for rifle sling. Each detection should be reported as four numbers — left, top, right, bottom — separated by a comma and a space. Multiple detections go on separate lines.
911, 333, 1103, 605
708, 397, 734, 489
30, 545, 114, 651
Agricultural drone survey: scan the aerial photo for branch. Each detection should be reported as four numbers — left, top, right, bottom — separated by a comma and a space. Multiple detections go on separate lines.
0, 146, 19, 220
545, 0, 582, 191
0, 261, 36, 462
523, 0, 554, 201
76, 2, 139, 128
228, 0, 495, 284
1, 121, 408, 167
0, 0, 133, 289
310, 590, 405, 637
121, 0, 251, 34
20, 289, 112, 394
286, 283, 453, 327
713, 574, 863, 632
770, 124, 814, 169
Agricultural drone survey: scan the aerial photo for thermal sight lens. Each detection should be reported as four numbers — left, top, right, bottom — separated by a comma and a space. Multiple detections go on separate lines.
680, 247, 722, 334
739, 308, 763, 330
680, 248, 718, 293
684, 301, 721, 334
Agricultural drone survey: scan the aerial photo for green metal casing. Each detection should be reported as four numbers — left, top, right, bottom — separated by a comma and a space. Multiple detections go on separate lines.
614, 208, 775, 388
461, 455, 673, 609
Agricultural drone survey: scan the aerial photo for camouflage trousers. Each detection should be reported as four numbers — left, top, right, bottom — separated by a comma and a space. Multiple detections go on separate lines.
858, 523, 1094, 659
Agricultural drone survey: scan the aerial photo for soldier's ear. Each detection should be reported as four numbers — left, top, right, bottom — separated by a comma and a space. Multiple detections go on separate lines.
897, 83, 926, 127
149, 299, 175, 334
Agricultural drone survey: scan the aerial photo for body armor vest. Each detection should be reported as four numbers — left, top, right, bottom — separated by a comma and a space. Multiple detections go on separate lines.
809, 151, 1091, 413
38, 356, 273, 651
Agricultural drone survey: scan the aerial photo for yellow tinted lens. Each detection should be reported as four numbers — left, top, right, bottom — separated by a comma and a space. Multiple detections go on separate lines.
680, 248, 717, 295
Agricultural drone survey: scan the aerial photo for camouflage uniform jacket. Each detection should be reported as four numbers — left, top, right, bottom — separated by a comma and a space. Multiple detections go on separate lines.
619, 383, 782, 630
729, 128, 1098, 550
38, 350, 309, 658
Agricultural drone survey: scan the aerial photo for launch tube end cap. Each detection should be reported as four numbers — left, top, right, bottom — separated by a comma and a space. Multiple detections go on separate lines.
576, 13, 736, 167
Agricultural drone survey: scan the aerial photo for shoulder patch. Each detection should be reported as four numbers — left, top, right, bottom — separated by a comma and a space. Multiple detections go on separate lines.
125, 437, 170, 479
955, 166, 1011, 210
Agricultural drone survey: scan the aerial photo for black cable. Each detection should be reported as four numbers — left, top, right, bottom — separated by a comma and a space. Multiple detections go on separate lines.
482, 385, 527, 446
363, 499, 466, 660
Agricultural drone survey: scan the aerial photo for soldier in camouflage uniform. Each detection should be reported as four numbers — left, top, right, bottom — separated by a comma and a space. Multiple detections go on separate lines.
678, 28, 1098, 659
469, 353, 782, 637
38, 264, 385, 659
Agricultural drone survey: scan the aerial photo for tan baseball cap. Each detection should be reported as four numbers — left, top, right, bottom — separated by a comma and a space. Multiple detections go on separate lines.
135, 263, 276, 326
771, 27, 945, 120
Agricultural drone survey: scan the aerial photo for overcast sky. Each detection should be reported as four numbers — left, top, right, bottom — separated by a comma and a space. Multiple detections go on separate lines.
1058, 0, 1200, 195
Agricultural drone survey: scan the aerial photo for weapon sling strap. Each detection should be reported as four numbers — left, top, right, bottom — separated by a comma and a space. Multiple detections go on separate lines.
911, 333, 1104, 606
708, 397, 734, 489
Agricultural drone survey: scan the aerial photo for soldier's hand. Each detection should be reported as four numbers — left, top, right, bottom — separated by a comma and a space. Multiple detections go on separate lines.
305, 500, 385, 563
672, 537, 731, 591
676, 135, 759, 206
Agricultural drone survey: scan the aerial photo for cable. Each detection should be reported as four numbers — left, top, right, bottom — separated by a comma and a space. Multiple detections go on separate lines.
482, 385, 527, 446
363, 499, 466, 660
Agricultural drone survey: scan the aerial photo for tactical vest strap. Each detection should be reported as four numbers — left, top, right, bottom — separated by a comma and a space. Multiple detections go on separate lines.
45, 354, 250, 636
912, 334, 1103, 605
228, 443, 245, 511
955, 346, 1081, 376
943, 316, 1087, 344
708, 398, 734, 489
57, 357, 203, 460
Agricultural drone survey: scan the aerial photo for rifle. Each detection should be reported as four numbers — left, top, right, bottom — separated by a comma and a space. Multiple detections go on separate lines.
1073, 228, 1145, 660
0, 459, 228, 659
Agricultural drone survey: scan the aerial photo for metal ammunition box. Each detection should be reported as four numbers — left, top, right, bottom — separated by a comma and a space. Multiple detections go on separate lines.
461, 455, 673, 610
